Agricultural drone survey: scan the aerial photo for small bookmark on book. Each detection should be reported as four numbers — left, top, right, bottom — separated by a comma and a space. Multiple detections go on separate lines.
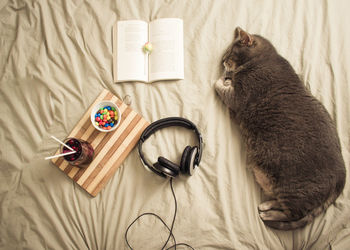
143, 42, 153, 54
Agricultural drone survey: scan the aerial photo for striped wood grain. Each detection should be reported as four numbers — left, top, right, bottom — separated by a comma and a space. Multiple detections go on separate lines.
51, 89, 149, 196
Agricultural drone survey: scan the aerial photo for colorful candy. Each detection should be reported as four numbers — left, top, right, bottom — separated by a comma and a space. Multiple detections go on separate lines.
94, 105, 118, 130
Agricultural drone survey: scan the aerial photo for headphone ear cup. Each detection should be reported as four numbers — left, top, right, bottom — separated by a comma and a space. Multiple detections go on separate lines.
158, 157, 180, 177
150, 163, 167, 178
186, 146, 198, 176
153, 161, 178, 178
180, 146, 191, 174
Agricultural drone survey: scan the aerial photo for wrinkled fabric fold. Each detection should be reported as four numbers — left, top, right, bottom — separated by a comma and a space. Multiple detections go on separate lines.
0, 0, 349, 249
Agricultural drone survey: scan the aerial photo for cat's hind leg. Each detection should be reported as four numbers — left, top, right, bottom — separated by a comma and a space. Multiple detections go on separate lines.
258, 200, 282, 211
259, 209, 290, 221
258, 200, 292, 222
258, 199, 288, 221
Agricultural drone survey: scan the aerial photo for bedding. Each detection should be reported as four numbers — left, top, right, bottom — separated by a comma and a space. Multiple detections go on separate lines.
1, 0, 349, 249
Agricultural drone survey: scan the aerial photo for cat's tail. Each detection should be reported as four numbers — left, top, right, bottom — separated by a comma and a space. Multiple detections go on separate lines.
263, 182, 344, 230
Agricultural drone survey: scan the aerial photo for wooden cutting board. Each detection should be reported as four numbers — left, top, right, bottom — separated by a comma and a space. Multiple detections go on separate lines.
51, 89, 149, 197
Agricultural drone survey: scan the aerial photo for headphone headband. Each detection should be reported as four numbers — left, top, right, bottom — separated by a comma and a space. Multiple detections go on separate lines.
138, 117, 203, 176
140, 117, 195, 141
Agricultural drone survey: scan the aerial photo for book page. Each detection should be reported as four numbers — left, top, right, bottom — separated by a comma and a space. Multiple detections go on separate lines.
148, 18, 184, 82
115, 20, 148, 82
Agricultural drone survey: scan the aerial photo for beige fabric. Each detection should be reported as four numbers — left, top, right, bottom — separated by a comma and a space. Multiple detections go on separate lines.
1, 0, 349, 249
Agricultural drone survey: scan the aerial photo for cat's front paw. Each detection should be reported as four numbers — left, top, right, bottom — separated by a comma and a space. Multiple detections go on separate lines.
214, 77, 225, 90
224, 78, 232, 86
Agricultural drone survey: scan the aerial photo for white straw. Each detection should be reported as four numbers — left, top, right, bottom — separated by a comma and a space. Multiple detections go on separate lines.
50, 135, 75, 151
45, 150, 76, 160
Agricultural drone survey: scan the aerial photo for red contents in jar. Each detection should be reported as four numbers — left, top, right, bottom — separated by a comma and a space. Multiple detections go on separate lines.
61, 138, 94, 166
63, 139, 82, 162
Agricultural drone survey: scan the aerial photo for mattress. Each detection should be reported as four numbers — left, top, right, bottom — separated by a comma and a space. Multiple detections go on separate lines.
0, 0, 349, 249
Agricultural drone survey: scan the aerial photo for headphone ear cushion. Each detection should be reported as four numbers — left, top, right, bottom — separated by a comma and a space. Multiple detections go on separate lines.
186, 146, 198, 176
149, 163, 167, 178
153, 161, 178, 178
180, 146, 191, 174
158, 157, 180, 176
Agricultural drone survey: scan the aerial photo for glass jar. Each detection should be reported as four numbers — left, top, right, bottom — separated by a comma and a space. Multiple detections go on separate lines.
60, 138, 94, 167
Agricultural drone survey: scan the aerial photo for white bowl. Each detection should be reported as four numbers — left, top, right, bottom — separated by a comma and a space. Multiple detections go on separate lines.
90, 101, 121, 132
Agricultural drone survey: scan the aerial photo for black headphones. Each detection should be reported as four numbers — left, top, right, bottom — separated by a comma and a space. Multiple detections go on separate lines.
138, 117, 203, 178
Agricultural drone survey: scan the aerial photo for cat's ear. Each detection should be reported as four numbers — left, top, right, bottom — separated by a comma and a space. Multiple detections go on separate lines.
234, 27, 253, 46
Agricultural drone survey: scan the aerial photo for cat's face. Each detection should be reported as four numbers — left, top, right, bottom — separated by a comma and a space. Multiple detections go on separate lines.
222, 27, 275, 72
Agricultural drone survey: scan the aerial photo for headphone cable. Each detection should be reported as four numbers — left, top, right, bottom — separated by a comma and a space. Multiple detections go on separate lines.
125, 178, 194, 250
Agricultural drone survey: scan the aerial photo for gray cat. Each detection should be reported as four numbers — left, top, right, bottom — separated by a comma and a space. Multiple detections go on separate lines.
215, 27, 346, 230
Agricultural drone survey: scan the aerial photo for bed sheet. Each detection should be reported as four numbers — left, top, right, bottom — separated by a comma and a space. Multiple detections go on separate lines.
1, 0, 349, 249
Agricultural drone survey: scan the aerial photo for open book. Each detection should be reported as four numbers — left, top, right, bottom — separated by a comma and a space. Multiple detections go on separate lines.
113, 18, 184, 83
